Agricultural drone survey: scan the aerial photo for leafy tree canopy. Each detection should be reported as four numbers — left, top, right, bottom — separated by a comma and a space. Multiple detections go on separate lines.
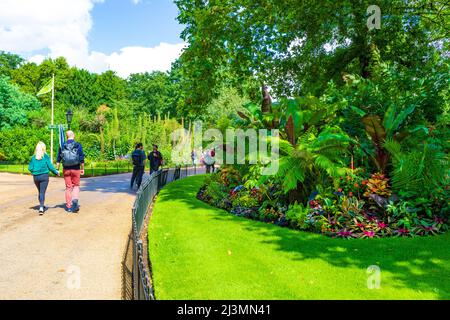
0, 76, 41, 131
175, 0, 449, 103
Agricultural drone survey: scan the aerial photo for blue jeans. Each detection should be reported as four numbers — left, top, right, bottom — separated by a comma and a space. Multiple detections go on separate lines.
131, 166, 145, 188
33, 173, 49, 207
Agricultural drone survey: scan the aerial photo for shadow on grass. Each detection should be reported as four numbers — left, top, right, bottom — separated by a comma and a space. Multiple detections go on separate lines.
154, 175, 450, 299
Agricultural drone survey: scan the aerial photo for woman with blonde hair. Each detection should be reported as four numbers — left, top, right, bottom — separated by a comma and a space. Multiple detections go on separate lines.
28, 141, 60, 215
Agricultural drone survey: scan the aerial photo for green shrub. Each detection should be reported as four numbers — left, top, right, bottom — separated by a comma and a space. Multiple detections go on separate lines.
285, 202, 309, 229
204, 181, 228, 203
231, 191, 259, 209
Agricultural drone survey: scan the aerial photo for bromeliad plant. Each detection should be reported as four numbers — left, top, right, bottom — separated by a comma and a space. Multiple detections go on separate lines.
197, 78, 449, 239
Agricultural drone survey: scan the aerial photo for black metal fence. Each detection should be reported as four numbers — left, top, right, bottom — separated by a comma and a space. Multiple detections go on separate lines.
125, 165, 201, 300
0, 161, 134, 177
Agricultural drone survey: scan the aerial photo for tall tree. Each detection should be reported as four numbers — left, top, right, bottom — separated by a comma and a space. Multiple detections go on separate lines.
128, 71, 176, 116
0, 51, 24, 78
0, 76, 41, 130
95, 70, 127, 106
175, 0, 449, 102
63, 68, 100, 111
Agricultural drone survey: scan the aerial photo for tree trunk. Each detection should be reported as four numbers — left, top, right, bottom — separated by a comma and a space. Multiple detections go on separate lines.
288, 182, 303, 204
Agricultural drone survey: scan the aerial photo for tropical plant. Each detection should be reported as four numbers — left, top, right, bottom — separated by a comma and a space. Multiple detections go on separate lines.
268, 125, 351, 203
356, 103, 417, 173
384, 138, 449, 199
285, 202, 309, 229
363, 173, 392, 198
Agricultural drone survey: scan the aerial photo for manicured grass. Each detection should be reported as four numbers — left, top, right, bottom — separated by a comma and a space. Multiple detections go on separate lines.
149, 175, 450, 300
0, 164, 132, 177
0, 164, 29, 174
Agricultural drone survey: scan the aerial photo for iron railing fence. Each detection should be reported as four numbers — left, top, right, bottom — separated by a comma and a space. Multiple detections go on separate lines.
0, 161, 134, 177
0, 161, 182, 178
128, 165, 202, 300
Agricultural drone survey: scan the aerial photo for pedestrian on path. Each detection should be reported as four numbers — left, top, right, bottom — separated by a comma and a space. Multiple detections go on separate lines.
28, 141, 60, 215
191, 149, 196, 167
204, 148, 216, 173
130, 142, 146, 190
56, 130, 85, 213
148, 144, 163, 175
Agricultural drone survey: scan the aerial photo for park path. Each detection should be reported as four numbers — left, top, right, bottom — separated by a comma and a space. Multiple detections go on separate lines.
0, 172, 138, 300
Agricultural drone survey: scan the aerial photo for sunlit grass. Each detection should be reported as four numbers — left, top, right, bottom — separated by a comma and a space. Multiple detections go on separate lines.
149, 175, 450, 300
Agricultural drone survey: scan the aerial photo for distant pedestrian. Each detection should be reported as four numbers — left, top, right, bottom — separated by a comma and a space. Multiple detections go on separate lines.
191, 150, 196, 167
148, 144, 163, 175
130, 142, 146, 190
28, 142, 60, 215
56, 130, 85, 213
204, 148, 216, 173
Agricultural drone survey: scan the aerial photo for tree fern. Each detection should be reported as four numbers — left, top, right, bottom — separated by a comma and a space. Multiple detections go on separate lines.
384, 139, 449, 197
273, 126, 351, 201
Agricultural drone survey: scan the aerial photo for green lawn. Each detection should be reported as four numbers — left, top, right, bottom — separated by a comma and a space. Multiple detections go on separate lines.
148, 175, 450, 300
0, 164, 132, 177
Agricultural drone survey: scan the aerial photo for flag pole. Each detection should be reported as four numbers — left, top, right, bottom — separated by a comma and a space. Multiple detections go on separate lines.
50, 74, 55, 163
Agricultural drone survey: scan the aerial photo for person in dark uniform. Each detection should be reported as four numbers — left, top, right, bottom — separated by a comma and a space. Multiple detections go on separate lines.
148, 144, 163, 175
130, 143, 146, 189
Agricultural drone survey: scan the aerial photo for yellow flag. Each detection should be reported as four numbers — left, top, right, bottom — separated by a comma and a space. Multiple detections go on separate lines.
37, 78, 53, 96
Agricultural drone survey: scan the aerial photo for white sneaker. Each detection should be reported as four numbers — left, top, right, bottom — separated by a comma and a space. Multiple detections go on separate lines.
39, 207, 44, 215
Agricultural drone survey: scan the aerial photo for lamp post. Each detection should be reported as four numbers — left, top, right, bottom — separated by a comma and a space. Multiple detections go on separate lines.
66, 109, 73, 130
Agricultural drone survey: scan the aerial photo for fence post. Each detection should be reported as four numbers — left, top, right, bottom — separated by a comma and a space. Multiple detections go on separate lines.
91, 164, 94, 177
104, 164, 106, 175
117, 163, 119, 174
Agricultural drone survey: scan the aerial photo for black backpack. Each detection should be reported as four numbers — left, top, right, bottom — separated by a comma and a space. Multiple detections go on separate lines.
132, 150, 143, 166
61, 142, 80, 166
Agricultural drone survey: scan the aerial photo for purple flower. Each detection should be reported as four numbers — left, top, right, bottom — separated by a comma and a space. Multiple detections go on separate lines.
377, 222, 387, 229
396, 228, 410, 235
336, 229, 353, 238
363, 231, 375, 238
434, 217, 445, 224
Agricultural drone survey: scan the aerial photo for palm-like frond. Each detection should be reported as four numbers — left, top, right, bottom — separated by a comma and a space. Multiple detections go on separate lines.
274, 128, 350, 196
384, 139, 449, 196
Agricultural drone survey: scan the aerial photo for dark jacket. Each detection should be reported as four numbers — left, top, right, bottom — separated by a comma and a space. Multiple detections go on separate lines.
57, 139, 85, 170
148, 151, 163, 170
132, 149, 146, 167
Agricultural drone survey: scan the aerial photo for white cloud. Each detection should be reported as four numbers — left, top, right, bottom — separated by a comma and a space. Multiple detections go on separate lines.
0, 0, 184, 78
104, 43, 186, 78
0, 0, 97, 53
131, 0, 142, 4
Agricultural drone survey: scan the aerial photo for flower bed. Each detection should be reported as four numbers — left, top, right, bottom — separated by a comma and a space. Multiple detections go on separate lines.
197, 167, 449, 239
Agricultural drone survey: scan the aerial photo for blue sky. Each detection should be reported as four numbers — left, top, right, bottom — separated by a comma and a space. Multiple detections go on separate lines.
0, 0, 186, 77
90, 0, 184, 54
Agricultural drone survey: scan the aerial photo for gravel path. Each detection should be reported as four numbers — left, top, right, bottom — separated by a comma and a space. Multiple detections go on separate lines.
0, 172, 137, 300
